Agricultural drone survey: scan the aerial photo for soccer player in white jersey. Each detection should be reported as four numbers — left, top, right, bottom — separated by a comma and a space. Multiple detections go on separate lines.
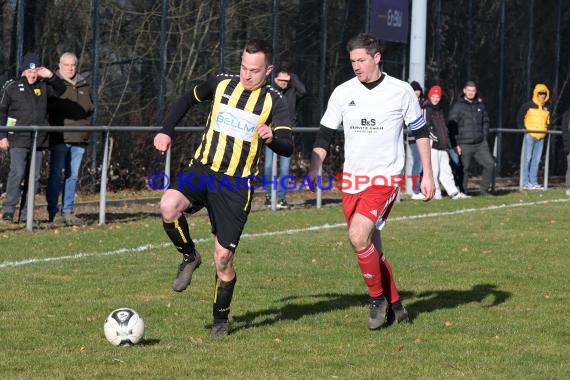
308, 33, 435, 330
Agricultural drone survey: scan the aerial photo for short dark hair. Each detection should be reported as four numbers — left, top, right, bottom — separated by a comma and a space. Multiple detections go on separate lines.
346, 33, 381, 57
244, 39, 273, 66
276, 66, 291, 75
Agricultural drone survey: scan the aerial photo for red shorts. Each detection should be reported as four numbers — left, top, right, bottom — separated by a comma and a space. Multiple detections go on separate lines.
342, 185, 399, 230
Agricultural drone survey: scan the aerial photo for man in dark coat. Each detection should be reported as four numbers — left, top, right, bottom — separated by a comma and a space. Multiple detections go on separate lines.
0, 52, 65, 222
46, 52, 94, 225
264, 67, 306, 208
448, 81, 495, 196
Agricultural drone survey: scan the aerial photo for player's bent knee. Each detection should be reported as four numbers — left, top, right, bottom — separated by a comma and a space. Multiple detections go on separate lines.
214, 249, 234, 272
347, 231, 370, 251
159, 190, 187, 221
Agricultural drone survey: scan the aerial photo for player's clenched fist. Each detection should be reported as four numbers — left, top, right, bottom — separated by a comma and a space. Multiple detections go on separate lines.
154, 133, 172, 154
256, 124, 273, 144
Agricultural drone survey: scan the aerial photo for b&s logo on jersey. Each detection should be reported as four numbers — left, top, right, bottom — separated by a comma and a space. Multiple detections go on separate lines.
214, 103, 259, 142
348, 118, 383, 133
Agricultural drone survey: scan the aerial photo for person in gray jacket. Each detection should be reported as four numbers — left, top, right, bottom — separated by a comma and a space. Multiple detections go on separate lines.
447, 81, 495, 196
46, 52, 94, 225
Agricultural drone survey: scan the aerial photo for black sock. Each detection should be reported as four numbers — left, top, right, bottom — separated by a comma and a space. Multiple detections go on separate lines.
213, 275, 237, 323
163, 216, 196, 260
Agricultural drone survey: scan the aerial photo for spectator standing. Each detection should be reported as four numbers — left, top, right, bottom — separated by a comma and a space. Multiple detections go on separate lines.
517, 84, 551, 190
447, 133, 465, 193
46, 52, 94, 225
0, 52, 65, 223
448, 81, 495, 196
409, 80, 425, 198
308, 34, 435, 330
153, 39, 293, 337
561, 109, 570, 196
424, 85, 469, 200
264, 67, 306, 208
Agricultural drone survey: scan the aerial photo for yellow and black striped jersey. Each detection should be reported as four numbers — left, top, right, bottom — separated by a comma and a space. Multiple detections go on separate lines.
163, 73, 292, 178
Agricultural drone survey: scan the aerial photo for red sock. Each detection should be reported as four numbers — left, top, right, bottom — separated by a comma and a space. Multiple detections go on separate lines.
356, 243, 383, 298
380, 253, 400, 304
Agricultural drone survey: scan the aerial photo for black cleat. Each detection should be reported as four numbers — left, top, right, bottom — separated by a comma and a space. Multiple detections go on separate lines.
210, 320, 230, 337
172, 251, 202, 292
368, 296, 389, 330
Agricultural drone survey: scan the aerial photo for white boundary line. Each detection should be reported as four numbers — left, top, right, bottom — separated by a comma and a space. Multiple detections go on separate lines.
1, 198, 568, 269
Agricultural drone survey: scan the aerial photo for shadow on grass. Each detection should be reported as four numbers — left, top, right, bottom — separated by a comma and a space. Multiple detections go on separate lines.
231, 292, 368, 333
79, 211, 161, 224
0, 211, 162, 231
138, 338, 161, 346
300, 197, 342, 207
405, 283, 511, 322
231, 283, 511, 332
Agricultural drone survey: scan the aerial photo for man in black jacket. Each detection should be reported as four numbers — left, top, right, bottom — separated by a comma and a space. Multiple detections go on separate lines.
264, 67, 306, 208
448, 81, 495, 196
0, 52, 66, 222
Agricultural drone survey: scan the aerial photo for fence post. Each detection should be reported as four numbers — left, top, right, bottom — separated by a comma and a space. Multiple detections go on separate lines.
98, 130, 110, 225
25, 130, 38, 232
316, 166, 322, 208
270, 151, 278, 210
165, 147, 171, 181
492, 134, 498, 192
519, 134, 525, 190
543, 133, 551, 190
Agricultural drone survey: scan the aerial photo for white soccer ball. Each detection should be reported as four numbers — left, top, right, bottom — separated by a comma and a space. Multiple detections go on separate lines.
104, 308, 145, 346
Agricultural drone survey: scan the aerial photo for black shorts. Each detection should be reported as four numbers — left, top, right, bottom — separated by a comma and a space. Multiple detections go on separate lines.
168, 162, 253, 251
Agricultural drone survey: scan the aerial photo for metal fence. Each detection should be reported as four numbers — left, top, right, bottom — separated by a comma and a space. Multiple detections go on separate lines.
3, 125, 566, 231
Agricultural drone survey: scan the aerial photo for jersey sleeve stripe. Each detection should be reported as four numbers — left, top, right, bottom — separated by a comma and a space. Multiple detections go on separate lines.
273, 126, 293, 132
408, 115, 426, 130
193, 86, 202, 102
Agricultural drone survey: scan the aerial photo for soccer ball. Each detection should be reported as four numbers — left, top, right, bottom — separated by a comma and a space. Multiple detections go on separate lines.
103, 308, 145, 346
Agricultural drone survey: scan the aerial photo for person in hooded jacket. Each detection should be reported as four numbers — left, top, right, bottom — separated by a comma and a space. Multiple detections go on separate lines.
517, 84, 551, 190
0, 52, 65, 223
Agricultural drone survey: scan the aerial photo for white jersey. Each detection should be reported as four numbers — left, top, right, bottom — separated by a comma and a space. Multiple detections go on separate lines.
320, 73, 425, 194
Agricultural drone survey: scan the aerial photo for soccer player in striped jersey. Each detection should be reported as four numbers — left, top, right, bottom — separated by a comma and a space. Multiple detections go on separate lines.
154, 39, 293, 337
308, 33, 435, 330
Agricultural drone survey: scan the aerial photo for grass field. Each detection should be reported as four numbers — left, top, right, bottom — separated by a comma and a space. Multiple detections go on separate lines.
1, 190, 569, 379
